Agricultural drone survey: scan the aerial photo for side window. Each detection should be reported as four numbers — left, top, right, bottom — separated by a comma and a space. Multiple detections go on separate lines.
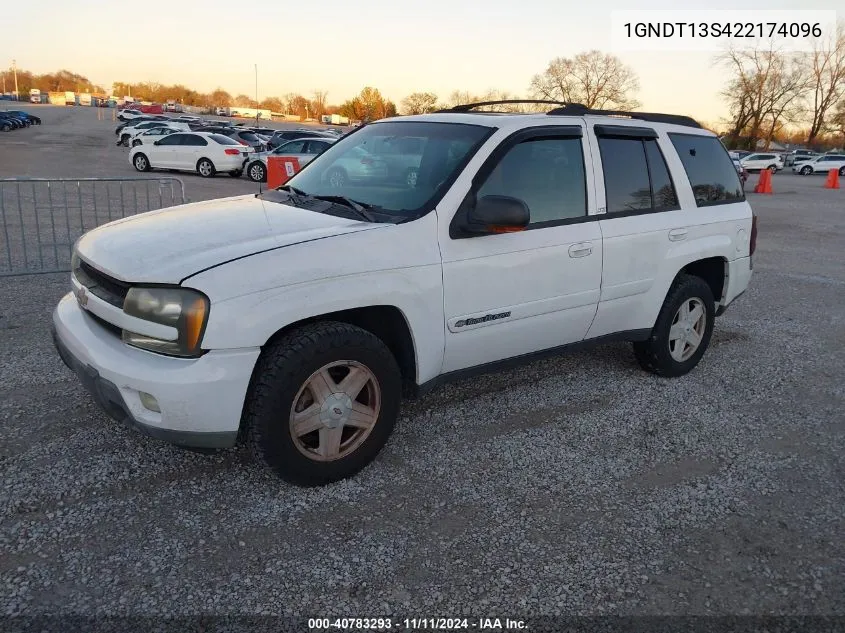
156, 134, 183, 146
597, 137, 652, 213
182, 135, 208, 146
476, 136, 586, 225
668, 133, 745, 206
644, 139, 679, 210
278, 140, 306, 154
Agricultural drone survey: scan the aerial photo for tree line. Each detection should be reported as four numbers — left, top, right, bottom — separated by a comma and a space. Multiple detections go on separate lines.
4, 33, 843, 147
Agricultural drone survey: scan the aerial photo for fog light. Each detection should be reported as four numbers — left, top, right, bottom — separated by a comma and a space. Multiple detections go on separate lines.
139, 391, 161, 413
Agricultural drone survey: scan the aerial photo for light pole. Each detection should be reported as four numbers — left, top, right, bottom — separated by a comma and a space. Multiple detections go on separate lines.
12, 59, 19, 99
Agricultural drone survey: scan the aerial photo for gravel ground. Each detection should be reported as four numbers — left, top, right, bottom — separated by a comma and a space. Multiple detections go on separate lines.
0, 108, 844, 626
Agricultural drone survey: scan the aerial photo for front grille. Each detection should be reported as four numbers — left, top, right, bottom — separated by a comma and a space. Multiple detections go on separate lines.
73, 259, 130, 308
86, 310, 123, 338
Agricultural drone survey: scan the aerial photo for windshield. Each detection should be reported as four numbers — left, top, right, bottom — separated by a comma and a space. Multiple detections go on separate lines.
278, 121, 492, 215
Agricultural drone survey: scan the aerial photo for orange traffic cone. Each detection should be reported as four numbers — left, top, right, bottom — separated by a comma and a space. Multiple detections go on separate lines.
824, 168, 840, 189
754, 168, 773, 194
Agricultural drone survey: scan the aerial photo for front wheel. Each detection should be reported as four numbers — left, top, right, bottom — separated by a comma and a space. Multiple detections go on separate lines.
196, 158, 216, 178
244, 321, 402, 486
247, 161, 266, 182
801, 165, 812, 175
633, 274, 715, 378
839, 166, 845, 177
133, 153, 150, 172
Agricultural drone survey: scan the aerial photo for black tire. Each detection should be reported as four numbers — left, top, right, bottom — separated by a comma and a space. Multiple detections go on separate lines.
247, 161, 266, 182
801, 165, 812, 176
768, 164, 778, 172
839, 166, 845, 177
229, 170, 243, 178
133, 153, 150, 172
326, 166, 347, 188
121, 134, 130, 147
131, 139, 141, 147
196, 158, 216, 178
243, 321, 402, 486
633, 274, 715, 378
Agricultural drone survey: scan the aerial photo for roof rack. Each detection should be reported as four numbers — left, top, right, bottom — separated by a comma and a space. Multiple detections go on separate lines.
545, 103, 702, 129
436, 100, 584, 113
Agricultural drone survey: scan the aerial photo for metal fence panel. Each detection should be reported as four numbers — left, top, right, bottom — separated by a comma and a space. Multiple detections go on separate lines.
0, 177, 186, 276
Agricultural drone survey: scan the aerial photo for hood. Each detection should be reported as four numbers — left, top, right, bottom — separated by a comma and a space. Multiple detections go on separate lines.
75, 194, 383, 284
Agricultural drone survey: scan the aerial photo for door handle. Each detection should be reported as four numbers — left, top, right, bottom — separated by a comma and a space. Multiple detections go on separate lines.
668, 229, 688, 242
568, 242, 593, 258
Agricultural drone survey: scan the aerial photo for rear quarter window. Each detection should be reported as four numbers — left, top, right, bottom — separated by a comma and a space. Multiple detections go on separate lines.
668, 133, 745, 207
209, 134, 240, 145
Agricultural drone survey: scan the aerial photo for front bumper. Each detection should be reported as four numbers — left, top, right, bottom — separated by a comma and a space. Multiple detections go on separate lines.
52, 292, 260, 449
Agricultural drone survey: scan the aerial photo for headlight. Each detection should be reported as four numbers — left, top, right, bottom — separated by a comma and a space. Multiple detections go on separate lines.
122, 287, 209, 357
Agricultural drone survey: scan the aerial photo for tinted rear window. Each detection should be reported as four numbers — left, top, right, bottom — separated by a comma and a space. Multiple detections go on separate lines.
209, 134, 240, 145
668, 134, 745, 206
239, 132, 259, 142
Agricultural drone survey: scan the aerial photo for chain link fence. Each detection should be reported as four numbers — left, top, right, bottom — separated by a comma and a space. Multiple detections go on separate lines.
0, 177, 186, 276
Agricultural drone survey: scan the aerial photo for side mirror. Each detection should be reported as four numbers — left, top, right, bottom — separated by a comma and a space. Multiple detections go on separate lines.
153, 140, 161, 146
462, 194, 530, 234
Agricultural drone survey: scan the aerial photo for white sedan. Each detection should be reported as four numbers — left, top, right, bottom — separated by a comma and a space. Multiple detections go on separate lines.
129, 132, 254, 178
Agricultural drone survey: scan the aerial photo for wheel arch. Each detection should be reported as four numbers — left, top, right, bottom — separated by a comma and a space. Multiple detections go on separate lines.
259, 305, 418, 395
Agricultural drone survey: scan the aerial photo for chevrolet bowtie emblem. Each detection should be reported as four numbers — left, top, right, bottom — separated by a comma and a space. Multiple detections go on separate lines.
76, 286, 88, 308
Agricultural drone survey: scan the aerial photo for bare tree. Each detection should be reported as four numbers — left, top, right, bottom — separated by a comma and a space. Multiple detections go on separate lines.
806, 22, 845, 142
311, 90, 328, 118
529, 50, 640, 109
718, 45, 809, 150
401, 92, 439, 114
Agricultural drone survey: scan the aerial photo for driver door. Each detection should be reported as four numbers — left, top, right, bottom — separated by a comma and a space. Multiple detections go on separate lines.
438, 125, 603, 373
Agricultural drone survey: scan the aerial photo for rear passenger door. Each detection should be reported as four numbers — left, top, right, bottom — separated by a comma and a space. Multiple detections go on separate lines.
175, 134, 209, 169
586, 125, 685, 338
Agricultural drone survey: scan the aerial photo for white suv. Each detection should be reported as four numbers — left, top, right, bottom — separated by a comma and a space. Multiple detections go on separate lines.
740, 152, 784, 172
52, 102, 756, 486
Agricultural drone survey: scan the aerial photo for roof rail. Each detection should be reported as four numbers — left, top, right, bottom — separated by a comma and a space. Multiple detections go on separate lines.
437, 100, 586, 113
545, 103, 702, 129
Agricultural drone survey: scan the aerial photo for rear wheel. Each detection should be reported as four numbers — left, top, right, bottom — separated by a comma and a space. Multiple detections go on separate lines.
633, 274, 715, 378
839, 166, 845, 177
247, 161, 266, 182
768, 164, 778, 172
133, 153, 150, 172
244, 321, 402, 486
197, 158, 216, 178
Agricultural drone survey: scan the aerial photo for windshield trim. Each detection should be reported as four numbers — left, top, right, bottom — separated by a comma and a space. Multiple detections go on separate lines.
277, 120, 498, 221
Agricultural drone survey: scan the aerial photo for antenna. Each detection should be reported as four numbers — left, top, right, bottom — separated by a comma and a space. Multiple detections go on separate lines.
255, 63, 263, 195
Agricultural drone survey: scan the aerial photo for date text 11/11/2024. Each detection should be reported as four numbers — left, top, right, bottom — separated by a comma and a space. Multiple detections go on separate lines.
307, 617, 527, 630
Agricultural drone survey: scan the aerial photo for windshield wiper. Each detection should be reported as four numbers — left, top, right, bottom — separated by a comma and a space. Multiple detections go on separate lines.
277, 184, 307, 196
308, 195, 377, 222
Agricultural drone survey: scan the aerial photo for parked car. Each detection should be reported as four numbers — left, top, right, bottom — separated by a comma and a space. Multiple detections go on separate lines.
0, 113, 25, 129
129, 123, 190, 146
732, 158, 749, 186
7, 110, 42, 125
223, 129, 267, 151
784, 149, 818, 167
244, 137, 337, 182
129, 131, 253, 177
117, 121, 176, 147
728, 150, 751, 160
268, 129, 336, 149
792, 153, 845, 176
117, 109, 145, 121
740, 152, 784, 172
54, 105, 755, 486
215, 107, 228, 116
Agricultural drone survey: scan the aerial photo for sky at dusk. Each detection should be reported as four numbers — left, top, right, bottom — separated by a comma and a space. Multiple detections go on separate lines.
3, 0, 841, 124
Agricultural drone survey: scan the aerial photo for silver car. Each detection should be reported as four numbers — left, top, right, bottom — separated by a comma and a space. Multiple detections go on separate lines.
244, 137, 337, 182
